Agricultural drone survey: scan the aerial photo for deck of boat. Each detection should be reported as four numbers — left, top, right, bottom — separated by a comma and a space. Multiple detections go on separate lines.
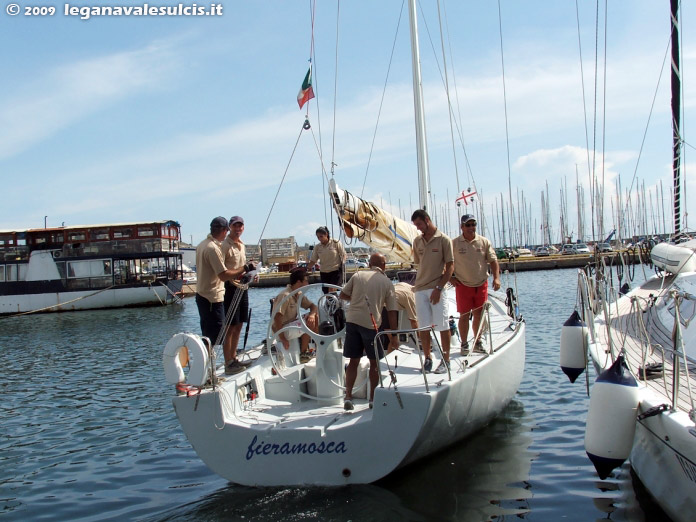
217, 294, 520, 425
596, 275, 696, 414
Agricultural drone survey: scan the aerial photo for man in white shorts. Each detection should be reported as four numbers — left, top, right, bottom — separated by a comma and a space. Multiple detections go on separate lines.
411, 209, 454, 374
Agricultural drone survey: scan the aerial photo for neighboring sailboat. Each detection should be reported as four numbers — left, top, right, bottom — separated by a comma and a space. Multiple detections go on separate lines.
162, 0, 525, 486
566, 2, 696, 519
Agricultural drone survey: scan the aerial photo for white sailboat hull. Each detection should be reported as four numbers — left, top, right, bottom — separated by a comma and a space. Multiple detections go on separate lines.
171, 295, 525, 486
0, 284, 178, 314
631, 400, 696, 521
585, 272, 696, 522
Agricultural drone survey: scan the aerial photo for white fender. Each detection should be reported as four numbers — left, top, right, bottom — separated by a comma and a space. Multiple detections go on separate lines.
163, 333, 210, 386
560, 310, 588, 383
584, 355, 639, 479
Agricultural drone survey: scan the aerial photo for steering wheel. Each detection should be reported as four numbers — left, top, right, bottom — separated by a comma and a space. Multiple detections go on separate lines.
266, 283, 347, 390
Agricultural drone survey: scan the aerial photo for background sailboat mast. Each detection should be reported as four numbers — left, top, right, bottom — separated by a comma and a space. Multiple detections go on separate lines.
670, 0, 682, 235
407, 0, 432, 212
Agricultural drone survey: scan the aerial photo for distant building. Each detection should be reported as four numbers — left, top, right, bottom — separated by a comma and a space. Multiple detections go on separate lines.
260, 236, 296, 265
246, 244, 261, 261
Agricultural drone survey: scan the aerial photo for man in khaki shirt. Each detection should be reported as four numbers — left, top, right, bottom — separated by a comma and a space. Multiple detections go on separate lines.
339, 253, 399, 410
271, 268, 318, 363
221, 216, 257, 375
411, 209, 454, 374
451, 214, 500, 355
308, 226, 346, 294
394, 282, 419, 330
195, 217, 249, 373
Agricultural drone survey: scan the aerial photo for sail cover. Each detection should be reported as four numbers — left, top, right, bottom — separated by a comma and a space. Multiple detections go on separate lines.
329, 179, 419, 264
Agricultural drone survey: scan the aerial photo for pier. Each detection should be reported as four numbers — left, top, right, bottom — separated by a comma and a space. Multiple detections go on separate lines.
180, 251, 638, 295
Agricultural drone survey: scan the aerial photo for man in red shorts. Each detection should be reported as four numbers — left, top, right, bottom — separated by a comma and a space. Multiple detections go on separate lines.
451, 214, 500, 354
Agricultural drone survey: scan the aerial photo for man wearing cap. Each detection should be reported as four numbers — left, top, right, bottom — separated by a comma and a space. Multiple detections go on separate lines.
339, 253, 399, 410
195, 217, 248, 369
410, 209, 454, 374
307, 226, 346, 294
221, 216, 257, 375
451, 214, 500, 355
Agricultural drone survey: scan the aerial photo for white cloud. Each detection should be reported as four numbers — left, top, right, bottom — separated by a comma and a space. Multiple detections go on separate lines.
0, 41, 178, 160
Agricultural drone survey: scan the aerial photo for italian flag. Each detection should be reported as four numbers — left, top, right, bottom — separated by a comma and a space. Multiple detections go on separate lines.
297, 67, 315, 109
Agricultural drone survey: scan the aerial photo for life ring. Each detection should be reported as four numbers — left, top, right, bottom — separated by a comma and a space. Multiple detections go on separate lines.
163, 333, 209, 386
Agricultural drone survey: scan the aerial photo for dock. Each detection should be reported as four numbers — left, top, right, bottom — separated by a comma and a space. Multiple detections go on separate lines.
179, 251, 638, 295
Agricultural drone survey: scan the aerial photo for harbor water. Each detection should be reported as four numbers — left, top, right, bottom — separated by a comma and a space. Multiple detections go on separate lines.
1, 267, 667, 521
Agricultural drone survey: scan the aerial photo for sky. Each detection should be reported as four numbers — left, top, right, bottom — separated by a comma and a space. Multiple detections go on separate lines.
1, 0, 694, 250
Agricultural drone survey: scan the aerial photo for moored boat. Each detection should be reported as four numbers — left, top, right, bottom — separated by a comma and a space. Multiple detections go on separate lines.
165, 280, 524, 486
163, 0, 525, 486
0, 220, 184, 315
566, 3, 696, 518
573, 246, 696, 521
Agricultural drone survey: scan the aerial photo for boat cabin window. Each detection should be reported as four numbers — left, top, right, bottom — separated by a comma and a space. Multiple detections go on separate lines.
113, 228, 132, 239
0, 266, 4, 282
67, 259, 113, 278
164, 225, 179, 239
55, 261, 66, 279
91, 229, 110, 241
138, 227, 156, 237
68, 232, 86, 242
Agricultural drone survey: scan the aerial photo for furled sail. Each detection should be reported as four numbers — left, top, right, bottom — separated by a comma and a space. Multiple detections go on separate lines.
329, 179, 418, 264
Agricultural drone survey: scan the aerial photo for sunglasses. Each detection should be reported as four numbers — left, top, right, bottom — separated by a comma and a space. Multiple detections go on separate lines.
463, 223, 477, 227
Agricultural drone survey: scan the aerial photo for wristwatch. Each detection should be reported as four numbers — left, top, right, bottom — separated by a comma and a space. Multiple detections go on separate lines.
435, 285, 443, 291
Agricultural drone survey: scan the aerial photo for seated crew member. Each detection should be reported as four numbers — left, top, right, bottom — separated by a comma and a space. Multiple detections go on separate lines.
271, 268, 319, 363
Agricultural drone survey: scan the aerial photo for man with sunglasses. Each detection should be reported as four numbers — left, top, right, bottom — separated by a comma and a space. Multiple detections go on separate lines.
452, 214, 500, 355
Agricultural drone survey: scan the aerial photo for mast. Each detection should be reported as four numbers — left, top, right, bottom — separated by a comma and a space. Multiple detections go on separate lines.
407, 0, 431, 211
670, 0, 682, 235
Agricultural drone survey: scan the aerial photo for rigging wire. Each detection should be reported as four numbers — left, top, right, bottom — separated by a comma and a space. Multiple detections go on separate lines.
329, 0, 341, 239
496, 0, 516, 251
600, 0, 608, 242
415, 2, 478, 226
441, 0, 470, 197
435, 0, 462, 209
589, 0, 599, 245
305, 1, 329, 229
359, 0, 406, 202
575, 0, 593, 239
620, 27, 675, 235
255, 123, 308, 246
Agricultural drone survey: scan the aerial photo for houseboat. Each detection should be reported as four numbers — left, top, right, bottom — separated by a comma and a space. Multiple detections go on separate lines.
0, 220, 184, 315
